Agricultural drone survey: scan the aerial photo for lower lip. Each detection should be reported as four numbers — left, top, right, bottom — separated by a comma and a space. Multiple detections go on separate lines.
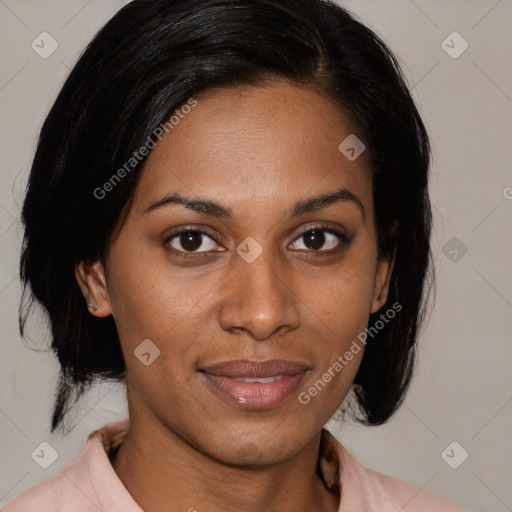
200, 372, 305, 409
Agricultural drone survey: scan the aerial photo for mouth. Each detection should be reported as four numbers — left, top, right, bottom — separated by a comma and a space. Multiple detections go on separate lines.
198, 358, 310, 410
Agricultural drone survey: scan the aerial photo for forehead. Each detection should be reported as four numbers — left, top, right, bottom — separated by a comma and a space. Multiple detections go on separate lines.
130, 81, 372, 219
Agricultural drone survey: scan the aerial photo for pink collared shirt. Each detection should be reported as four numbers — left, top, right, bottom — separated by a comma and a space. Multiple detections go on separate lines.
2, 418, 465, 511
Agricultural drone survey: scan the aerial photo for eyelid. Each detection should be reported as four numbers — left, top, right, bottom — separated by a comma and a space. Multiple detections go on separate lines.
292, 223, 352, 246
294, 223, 346, 238
164, 227, 226, 255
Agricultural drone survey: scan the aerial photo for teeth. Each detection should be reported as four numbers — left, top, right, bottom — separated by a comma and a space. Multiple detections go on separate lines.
232, 376, 285, 383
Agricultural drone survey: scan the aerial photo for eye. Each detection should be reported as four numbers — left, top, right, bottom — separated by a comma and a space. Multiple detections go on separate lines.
165, 229, 225, 254
289, 225, 353, 252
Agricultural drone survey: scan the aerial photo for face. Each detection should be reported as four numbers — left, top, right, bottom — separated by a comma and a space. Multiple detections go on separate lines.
77, 81, 394, 465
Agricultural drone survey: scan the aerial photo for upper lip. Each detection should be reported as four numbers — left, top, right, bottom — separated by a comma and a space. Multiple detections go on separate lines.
200, 358, 310, 378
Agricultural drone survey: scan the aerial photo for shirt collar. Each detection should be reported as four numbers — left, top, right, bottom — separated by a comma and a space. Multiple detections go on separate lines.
85, 418, 370, 511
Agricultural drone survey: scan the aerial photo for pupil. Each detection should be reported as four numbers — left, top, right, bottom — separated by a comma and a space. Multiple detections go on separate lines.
181, 232, 202, 251
304, 229, 325, 250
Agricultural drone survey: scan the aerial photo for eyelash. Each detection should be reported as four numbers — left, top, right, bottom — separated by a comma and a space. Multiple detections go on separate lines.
163, 224, 353, 258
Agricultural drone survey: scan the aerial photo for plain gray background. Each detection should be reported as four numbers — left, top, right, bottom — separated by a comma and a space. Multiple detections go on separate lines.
0, 1, 511, 510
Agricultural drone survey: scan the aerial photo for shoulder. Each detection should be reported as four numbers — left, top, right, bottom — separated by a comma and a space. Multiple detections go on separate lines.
1, 459, 104, 512
1, 421, 128, 512
320, 429, 467, 512
367, 466, 466, 512
1, 474, 63, 512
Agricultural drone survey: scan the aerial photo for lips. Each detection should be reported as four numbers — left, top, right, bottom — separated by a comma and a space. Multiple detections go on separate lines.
199, 358, 310, 378
199, 358, 310, 409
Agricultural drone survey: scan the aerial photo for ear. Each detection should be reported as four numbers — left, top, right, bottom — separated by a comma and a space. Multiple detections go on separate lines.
370, 222, 398, 314
370, 250, 396, 314
75, 259, 113, 317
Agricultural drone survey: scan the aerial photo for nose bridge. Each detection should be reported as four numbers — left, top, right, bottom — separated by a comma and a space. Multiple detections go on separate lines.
218, 242, 300, 339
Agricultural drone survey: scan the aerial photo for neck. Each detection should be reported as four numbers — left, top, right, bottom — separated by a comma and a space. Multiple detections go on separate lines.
110, 414, 339, 512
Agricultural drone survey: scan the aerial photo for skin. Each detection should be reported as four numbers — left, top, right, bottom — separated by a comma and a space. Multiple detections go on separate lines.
76, 80, 395, 512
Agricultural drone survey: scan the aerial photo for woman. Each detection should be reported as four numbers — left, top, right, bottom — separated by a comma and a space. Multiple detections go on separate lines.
4, 0, 465, 510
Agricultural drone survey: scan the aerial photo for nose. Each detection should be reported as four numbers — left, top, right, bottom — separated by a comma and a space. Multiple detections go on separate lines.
218, 246, 301, 340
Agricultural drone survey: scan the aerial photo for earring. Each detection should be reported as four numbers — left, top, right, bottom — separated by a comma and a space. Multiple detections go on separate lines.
394, 277, 400, 304
88, 301, 99, 312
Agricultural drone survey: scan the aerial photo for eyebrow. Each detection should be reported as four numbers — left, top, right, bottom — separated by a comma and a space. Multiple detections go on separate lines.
143, 187, 365, 220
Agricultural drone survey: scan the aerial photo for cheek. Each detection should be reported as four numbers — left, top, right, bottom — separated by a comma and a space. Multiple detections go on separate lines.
105, 248, 213, 379
310, 251, 376, 330
302, 246, 376, 385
